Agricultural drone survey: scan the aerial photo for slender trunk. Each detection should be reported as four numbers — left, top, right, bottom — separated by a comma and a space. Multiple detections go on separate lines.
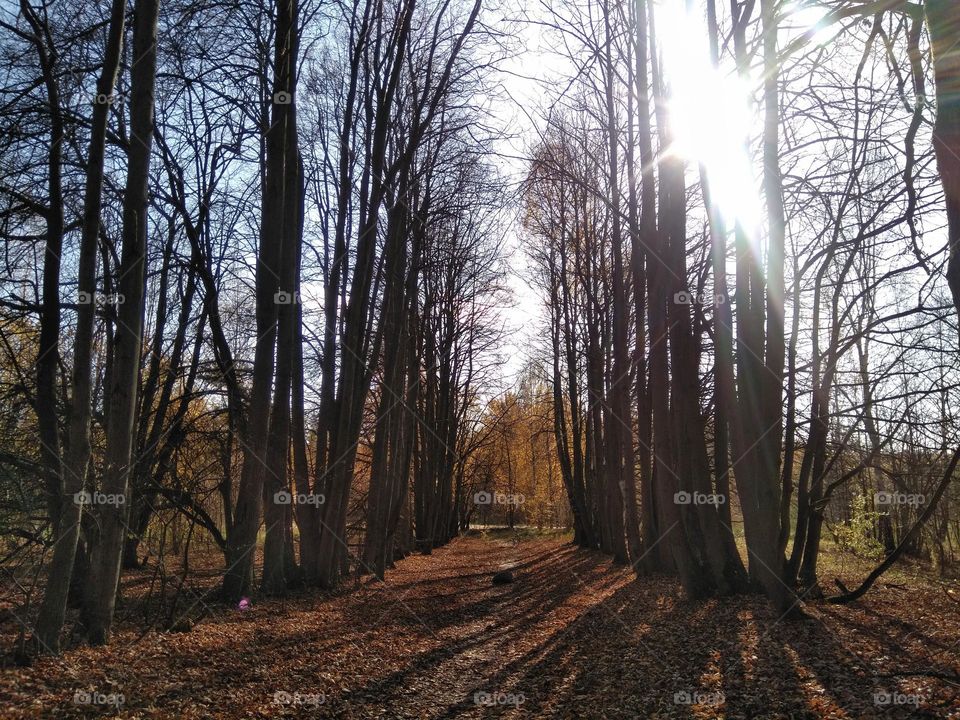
316, 0, 415, 587
30, 2, 113, 654
23, 0, 66, 537
634, 0, 660, 568
84, 0, 160, 644
262, 118, 303, 596
601, 0, 636, 566
364, 177, 410, 577
926, 2, 960, 327
222, 0, 294, 601
730, 0, 792, 614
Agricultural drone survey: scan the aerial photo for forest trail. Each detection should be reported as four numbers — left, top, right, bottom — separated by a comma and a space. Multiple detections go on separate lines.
3, 532, 959, 718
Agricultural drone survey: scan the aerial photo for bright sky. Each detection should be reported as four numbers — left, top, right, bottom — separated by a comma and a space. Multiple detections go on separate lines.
489, 4, 555, 388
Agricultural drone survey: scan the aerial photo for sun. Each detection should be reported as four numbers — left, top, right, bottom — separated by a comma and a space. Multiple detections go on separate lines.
655, 0, 763, 233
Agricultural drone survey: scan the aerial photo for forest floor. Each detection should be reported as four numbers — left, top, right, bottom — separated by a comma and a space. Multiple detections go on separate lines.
2, 530, 960, 718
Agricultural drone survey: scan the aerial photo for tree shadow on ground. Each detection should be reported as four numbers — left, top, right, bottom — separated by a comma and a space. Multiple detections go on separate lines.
6, 537, 959, 719
330, 540, 958, 719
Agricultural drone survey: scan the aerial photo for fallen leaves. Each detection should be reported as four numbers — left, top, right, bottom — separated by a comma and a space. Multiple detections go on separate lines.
1, 533, 958, 718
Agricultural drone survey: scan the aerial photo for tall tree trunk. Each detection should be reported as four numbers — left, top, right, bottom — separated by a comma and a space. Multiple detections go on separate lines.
730, 0, 793, 615
316, 0, 415, 587
292, 173, 319, 582
262, 117, 303, 596
926, 1, 960, 326
602, 0, 639, 566
634, 0, 661, 569
221, 0, 294, 601
31, 0, 121, 652
20, 0, 65, 539
83, 0, 160, 644
364, 173, 410, 577
702, 0, 746, 583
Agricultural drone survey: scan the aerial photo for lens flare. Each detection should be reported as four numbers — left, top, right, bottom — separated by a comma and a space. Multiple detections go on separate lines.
786, 1, 834, 46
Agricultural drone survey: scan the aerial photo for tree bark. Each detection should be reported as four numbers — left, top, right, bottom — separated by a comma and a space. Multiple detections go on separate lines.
221, 0, 294, 601
926, 1, 960, 326
84, 0, 160, 644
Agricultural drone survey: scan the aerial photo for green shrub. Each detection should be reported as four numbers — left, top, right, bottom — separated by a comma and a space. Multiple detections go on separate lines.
833, 493, 886, 561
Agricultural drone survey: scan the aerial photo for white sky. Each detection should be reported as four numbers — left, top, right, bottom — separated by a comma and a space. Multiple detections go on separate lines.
488, 6, 555, 388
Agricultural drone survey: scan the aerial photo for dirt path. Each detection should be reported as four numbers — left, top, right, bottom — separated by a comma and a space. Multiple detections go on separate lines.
2, 532, 959, 718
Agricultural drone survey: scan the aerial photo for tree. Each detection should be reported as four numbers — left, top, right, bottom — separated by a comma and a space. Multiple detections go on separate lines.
83, 0, 161, 644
